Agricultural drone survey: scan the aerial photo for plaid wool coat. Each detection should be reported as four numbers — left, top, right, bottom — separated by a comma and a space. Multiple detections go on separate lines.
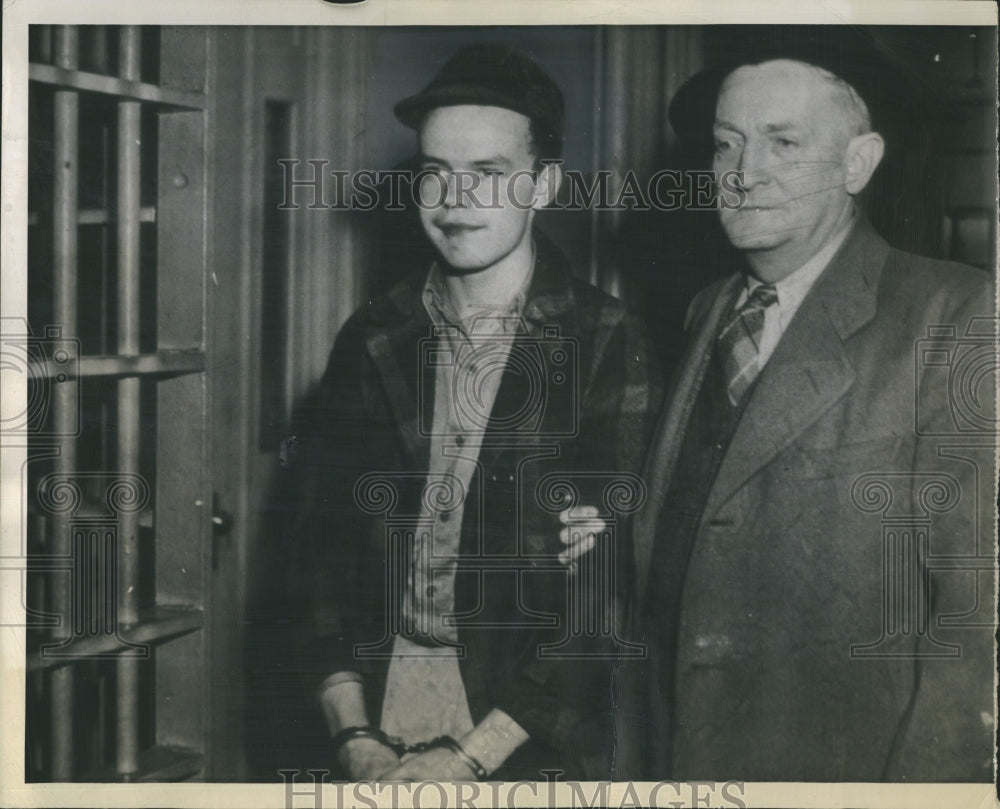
292, 233, 663, 780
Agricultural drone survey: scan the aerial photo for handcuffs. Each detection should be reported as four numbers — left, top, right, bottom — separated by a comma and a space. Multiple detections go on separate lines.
331, 725, 488, 780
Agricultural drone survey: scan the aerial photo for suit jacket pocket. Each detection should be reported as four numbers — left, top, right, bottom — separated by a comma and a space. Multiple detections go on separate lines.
790, 435, 907, 481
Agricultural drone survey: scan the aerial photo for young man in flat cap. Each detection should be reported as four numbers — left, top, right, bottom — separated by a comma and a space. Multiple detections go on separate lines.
622, 47, 995, 781
293, 45, 661, 782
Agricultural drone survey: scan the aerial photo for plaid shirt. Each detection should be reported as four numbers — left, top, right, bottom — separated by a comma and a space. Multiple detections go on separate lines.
293, 232, 663, 779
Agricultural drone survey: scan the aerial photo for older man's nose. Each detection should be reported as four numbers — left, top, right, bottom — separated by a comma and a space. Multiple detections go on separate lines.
736, 140, 775, 188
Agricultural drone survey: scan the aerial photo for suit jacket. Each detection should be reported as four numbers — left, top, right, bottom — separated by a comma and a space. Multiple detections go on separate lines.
293, 233, 662, 780
627, 218, 995, 781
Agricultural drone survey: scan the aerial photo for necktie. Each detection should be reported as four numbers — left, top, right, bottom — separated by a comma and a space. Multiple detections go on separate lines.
717, 283, 779, 405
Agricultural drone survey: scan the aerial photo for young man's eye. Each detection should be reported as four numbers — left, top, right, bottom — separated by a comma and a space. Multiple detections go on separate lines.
479, 167, 504, 177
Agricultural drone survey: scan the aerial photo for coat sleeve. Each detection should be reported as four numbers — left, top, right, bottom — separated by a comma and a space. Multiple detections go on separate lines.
489, 304, 666, 765
288, 314, 381, 694
885, 276, 996, 781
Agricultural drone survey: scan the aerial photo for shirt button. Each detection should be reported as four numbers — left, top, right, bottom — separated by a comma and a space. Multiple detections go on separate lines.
439, 512, 450, 523
455, 434, 465, 446
426, 584, 437, 597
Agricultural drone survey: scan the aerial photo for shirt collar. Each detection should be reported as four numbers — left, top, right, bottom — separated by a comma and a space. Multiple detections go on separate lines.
422, 244, 536, 338
745, 218, 854, 313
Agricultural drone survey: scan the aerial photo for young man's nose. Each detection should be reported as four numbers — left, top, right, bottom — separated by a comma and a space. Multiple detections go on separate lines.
442, 171, 483, 208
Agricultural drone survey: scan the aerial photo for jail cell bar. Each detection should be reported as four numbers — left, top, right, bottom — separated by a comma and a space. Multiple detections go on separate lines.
29, 25, 211, 781
115, 24, 143, 778
49, 24, 80, 784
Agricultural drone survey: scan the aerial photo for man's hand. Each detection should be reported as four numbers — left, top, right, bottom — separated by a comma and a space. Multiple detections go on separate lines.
558, 505, 606, 566
338, 737, 401, 781
380, 746, 477, 782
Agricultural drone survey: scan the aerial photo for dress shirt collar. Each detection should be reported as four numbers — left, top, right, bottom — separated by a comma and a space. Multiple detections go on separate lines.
744, 218, 854, 318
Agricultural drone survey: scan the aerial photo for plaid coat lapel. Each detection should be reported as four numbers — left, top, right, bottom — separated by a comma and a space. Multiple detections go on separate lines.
475, 235, 581, 473
363, 278, 434, 467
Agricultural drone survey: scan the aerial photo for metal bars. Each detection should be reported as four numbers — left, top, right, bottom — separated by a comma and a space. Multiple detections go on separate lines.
28, 64, 206, 111
49, 25, 79, 784
28, 24, 209, 782
115, 26, 142, 778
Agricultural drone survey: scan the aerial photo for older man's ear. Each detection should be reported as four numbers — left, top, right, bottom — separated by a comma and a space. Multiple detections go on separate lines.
844, 131, 885, 196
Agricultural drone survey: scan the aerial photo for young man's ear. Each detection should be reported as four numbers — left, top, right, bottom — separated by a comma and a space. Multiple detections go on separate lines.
531, 161, 563, 209
844, 131, 885, 196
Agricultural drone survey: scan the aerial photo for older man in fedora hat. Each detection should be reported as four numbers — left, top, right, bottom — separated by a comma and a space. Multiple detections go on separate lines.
619, 36, 995, 782
291, 44, 661, 782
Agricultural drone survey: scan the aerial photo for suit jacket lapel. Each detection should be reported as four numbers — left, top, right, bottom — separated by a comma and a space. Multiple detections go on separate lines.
702, 220, 889, 521
634, 274, 743, 603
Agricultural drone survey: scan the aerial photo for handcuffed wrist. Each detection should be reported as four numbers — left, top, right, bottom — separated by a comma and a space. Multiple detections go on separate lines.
331, 725, 406, 758
430, 735, 488, 781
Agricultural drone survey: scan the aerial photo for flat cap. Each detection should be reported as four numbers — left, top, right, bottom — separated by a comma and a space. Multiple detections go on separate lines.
668, 26, 926, 147
394, 44, 565, 159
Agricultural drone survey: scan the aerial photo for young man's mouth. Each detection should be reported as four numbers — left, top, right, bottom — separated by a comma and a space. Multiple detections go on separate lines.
436, 223, 485, 238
